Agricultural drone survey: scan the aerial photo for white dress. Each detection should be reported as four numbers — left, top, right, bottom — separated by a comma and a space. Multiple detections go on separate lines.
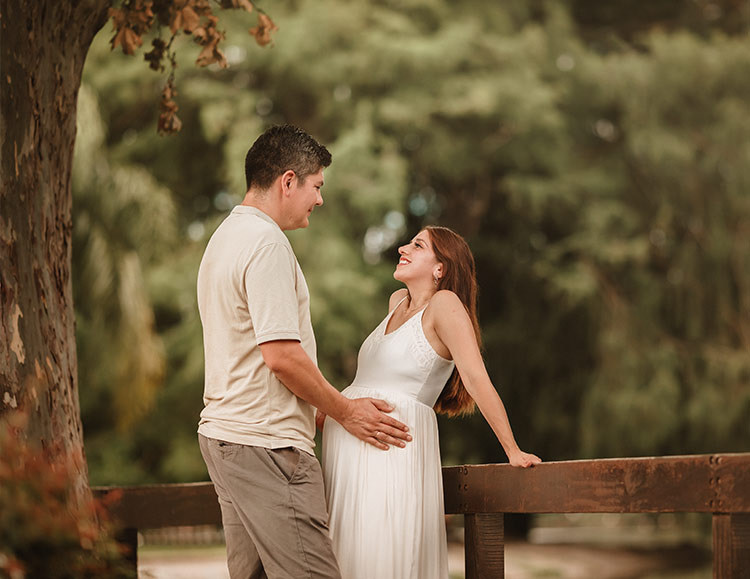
322, 302, 455, 579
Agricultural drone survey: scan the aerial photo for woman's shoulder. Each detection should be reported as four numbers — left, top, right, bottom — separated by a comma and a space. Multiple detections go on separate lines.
388, 288, 409, 312
429, 289, 463, 308
425, 290, 470, 329
423, 291, 470, 346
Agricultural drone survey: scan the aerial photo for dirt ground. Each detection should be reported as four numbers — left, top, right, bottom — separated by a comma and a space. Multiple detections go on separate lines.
137, 541, 711, 579
503, 541, 710, 579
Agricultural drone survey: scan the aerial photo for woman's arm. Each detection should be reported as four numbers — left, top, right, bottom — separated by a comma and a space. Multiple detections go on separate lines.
429, 291, 541, 467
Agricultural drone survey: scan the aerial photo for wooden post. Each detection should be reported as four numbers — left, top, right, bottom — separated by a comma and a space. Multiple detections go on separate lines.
713, 513, 750, 578
464, 513, 504, 579
116, 527, 138, 575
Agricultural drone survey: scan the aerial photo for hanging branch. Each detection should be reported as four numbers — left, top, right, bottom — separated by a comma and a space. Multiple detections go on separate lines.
107, 0, 277, 135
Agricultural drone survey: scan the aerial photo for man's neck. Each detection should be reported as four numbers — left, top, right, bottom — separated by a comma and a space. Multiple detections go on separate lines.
241, 190, 285, 229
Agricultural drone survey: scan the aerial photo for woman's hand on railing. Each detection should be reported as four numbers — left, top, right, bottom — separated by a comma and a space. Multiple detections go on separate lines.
508, 449, 542, 468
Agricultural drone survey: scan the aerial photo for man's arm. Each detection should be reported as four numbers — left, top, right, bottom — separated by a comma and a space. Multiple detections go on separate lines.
260, 340, 411, 450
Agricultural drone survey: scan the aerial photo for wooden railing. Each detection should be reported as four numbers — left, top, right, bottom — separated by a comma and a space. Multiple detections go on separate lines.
93, 453, 750, 578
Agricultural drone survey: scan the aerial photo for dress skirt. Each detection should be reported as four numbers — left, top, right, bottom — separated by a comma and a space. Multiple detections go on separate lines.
322, 385, 449, 579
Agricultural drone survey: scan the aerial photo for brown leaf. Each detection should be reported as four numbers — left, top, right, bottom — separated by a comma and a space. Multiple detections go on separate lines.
180, 6, 201, 33
122, 28, 143, 55
108, 7, 125, 28
196, 43, 228, 68
191, 0, 213, 13
192, 26, 207, 42
131, 0, 155, 28
219, 0, 254, 13
158, 110, 183, 135
109, 7, 126, 51
144, 38, 167, 72
108, 0, 154, 55
249, 12, 278, 47
111, 27, 126, 51
193, 13, 227, 67
158, 81, 183, 135
205, 13, 220, 28
169, 10, 183, 34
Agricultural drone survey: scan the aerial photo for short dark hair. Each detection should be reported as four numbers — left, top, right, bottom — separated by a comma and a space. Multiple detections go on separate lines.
244, 125, 332, 192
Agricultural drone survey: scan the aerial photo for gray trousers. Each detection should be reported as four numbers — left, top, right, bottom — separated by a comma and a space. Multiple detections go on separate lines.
199, 434, 341, 579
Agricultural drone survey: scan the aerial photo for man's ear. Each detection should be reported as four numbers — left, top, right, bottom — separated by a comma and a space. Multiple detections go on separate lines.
281, 170, 296, 195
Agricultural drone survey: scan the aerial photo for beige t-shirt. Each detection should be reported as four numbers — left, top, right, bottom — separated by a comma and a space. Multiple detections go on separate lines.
197, 206, 317, 455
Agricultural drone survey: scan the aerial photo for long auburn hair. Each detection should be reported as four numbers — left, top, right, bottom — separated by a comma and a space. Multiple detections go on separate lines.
425, 226, 480, 416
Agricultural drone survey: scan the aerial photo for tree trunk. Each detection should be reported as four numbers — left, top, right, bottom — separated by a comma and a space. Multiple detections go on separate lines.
0, 0, 110, 498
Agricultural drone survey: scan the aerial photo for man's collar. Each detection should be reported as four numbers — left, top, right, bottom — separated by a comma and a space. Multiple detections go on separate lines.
231, 205, 281, 229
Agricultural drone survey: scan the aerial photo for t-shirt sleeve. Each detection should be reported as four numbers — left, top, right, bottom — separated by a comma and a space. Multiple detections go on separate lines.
244, 242, 301, 344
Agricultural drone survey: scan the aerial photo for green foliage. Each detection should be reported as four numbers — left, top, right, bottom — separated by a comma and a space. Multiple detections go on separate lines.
74, 0, 750, 483
73, 85, 175, 433
561, 31, 750, 458
0, 414, 133, 579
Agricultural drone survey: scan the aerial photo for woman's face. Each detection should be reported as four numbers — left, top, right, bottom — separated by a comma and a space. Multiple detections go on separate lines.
394, 230, 441, 284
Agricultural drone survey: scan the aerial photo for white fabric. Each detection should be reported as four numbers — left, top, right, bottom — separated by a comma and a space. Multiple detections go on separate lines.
323, 302, 455, 579
197, 205, 317, 455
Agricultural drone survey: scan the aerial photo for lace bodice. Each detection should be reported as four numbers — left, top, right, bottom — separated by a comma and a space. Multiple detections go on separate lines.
349, 302, 455, 407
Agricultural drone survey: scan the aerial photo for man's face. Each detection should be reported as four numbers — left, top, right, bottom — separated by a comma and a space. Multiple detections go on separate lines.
285, 168, 324, 230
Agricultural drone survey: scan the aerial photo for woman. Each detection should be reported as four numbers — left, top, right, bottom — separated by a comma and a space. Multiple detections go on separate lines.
321, 226, 540, 579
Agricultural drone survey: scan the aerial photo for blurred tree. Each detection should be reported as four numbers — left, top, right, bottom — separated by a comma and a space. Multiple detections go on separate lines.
1, 0, 112, 504
72, 0, 749, 484
567, 31, 750, 457
567, 0, 750, 44
73, 86, 176, 436
433, 8, 750, 462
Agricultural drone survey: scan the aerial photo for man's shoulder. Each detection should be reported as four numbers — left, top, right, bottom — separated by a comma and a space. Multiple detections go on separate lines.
216, 211, 289, 248
203, 215, 292, 275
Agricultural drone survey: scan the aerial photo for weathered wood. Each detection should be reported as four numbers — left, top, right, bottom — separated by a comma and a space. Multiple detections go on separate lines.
712, 455, 750, 513
93, 454, 750, 527
443, 454, 750, 514
713, 513, 750, 578
93, 482, 222, 529
1, 0, 111, 505
465, 513, 504, 579
93, 454, 750, 579
116, 527, 138, 575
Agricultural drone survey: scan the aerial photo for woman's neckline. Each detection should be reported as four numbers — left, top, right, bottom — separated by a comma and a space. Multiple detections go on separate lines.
383, 298, 428, 336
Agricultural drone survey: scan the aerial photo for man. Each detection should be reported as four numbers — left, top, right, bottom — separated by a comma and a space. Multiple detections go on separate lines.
197, 125, 411, 579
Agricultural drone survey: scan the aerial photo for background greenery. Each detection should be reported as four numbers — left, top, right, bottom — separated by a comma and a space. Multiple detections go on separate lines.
73, 0, 750, 486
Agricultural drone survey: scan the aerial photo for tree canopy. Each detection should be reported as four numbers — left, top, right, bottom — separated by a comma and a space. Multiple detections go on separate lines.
67, 0, 750, 486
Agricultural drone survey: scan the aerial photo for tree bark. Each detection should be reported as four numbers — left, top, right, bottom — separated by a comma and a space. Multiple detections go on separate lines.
1, 0, 110, 498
